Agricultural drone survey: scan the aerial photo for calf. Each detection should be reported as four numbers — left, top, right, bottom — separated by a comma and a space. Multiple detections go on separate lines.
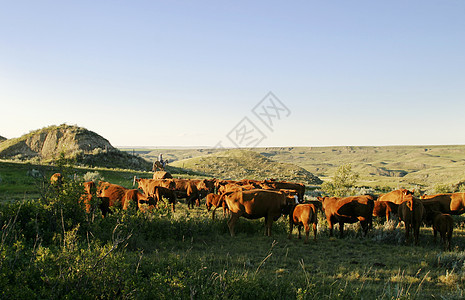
288, 203, 318, 243
432, 212, 454, 251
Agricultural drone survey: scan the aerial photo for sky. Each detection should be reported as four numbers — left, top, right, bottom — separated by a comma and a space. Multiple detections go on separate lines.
1, 1, 465, 148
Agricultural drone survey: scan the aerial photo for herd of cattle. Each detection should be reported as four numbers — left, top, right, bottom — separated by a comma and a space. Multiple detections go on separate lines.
49, 171, 464, 251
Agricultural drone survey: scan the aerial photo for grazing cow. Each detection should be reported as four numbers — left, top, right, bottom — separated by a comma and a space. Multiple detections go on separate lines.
397, 195, 425, 245
432, 212, 454, 251
317, 195, 374, 237
216, 189, 294, 237
378, 189, 414, 205
372, 200, 399, 222
288, 203, 319, 243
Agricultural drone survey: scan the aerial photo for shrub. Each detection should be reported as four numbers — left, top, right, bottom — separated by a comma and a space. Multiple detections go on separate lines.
321, 164, 359, 197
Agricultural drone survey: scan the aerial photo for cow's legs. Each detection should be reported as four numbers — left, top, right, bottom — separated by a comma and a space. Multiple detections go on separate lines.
312, 222, 317, 241
264, 216, 273, 236
288, 217, 294, 239
327, 217, 334, 237
227, 213, 240, 237
339, 222, 344, 238
303, 224, 309, 244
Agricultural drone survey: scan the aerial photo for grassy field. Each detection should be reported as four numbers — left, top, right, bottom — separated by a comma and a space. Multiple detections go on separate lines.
2, 150, 465, 298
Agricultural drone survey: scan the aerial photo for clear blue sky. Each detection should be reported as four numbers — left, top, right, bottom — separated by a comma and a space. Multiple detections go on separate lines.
1, 1, 464, 147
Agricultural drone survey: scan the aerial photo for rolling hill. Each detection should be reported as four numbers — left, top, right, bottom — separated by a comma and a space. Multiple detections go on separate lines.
134, 145, 465, 191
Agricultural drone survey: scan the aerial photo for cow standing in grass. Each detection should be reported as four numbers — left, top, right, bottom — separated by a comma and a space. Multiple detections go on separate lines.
288, 202, 320, 243
397, 195, 425, 245
317, 195, 374, 237
216, 189, 295, 237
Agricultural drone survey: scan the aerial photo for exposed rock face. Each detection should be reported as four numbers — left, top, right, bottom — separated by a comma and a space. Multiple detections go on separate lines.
0, 125, 115, 160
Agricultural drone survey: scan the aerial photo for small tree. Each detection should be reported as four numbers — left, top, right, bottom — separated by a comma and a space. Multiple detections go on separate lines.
321, 163, 359, 197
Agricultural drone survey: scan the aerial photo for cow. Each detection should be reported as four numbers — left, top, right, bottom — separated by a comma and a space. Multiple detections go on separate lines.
135, 178, 176, 195
420, 193, 465, 215
372, 200, 399, 223
172, 179, 200, 209
191, 179, 216, 199
288, 203, 318, 243
134, 178, 177, 211
97, 181, 152, 216
261, 179, 306, 202
377, 189, 414, 205
81, 181, 97, 213
216, 189, 295, 237
153, 186, 177, 212
432, 212, 454, 251
206, 193, 229, 218
317, 195, 374, 237
397, 195, 425, 245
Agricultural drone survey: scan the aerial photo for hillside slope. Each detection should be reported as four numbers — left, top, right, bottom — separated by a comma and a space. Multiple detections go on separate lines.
134, 145, 465, 189
170, 149, 322, 185
0, 135, 6, 143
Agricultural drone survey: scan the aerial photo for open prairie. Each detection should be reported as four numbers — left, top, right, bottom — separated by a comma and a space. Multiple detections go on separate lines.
2, 150, 465, 298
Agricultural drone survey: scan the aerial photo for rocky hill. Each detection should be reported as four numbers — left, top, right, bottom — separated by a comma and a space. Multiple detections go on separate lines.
0, 136, 6, 143
0, 124, 151, 170
170, 149, 322, 185
0, 124, 114, 160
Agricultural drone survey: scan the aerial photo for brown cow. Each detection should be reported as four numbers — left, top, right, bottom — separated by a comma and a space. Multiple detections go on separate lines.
98, 181, 152, 216
397, 195, 425, 245
288, 203, 318, 243
135, 178, 175, 195
206, 193, 229, 218
317, 195, 374, 237
81, 181, 97, 213
261, 180, 306, 202
378, 189, 414, 204
421, 193, 465, 215
432, 212, 454, 251
373, 200, 399, 222
134, 178, 177, 211
153, 186, 177, 212
216, 189, 294, 237
191, 179, 216, 199
171, 179, 200, 209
